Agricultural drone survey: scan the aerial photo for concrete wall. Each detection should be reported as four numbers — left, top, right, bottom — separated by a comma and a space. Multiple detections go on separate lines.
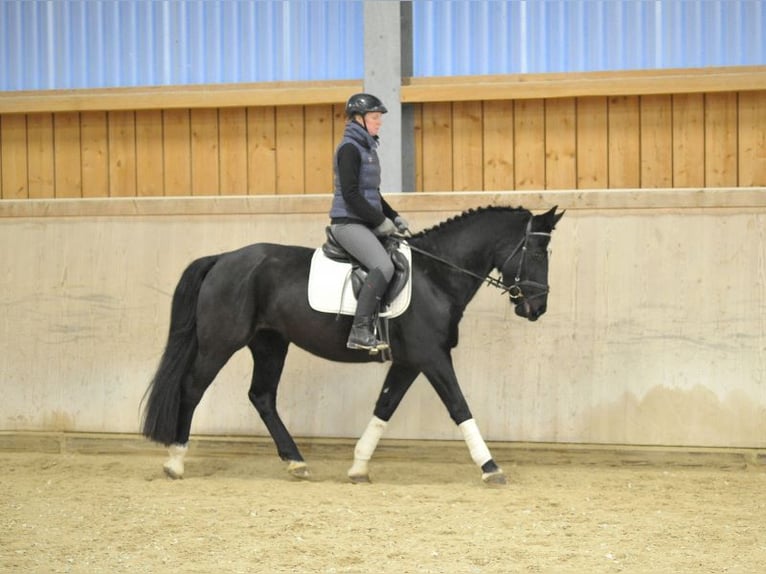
1, 190, 764, 448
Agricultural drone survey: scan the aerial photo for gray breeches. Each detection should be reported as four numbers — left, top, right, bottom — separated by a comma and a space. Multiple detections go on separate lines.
330, 223, 395, 282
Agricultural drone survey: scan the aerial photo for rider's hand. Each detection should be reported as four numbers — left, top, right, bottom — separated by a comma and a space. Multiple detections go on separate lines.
394, 216, 410, 233
373, 218, 397, 236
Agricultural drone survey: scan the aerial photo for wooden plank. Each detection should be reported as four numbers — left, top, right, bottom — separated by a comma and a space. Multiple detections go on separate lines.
332, 103, 346, 145
607, 96, 640, 188
80, 111, 108, 198
163, 109, 192, 196
247, 106, 276, 195
639, 95, 673, 188
3, 189, 764, 220
304, 104, 334, 194
704, 92, 738, 187
1, 114, 28, 199
514, 99, 545, 190
411, 103, 424, 192
400, 66, 766, 103
327, 102, 347, 191
275, 106, 305, 194
451, 101, 483, 191
482, 100, 514, 191
672, 93, 705, 187
219, 107, 248, 195
576, 97, 608, 189
135, 110, 164, 197
190, 108, 219, 196
107, 111, 136, 197
27, 113, 55, 199
0, 80, 361, 114
545, 98, 576, 190
420, 102, 453, 191
5, 68, 766, 114
53, 112, 82, 198
738, 91, 766, 186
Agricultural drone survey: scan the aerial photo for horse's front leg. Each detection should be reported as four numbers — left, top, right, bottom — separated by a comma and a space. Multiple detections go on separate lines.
347, 362, 420, 483
423, 355, 507, 487
248, 331, 309, 480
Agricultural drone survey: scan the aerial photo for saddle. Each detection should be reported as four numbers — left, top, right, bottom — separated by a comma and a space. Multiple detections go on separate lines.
321, 227, 410, 308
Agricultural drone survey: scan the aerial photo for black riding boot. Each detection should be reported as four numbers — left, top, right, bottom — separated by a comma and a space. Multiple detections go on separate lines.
347, 268, 390, 351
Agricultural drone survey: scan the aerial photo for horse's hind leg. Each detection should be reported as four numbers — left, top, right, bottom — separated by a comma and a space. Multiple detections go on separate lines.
164, 353, 231, 479
247, 330, 308, 479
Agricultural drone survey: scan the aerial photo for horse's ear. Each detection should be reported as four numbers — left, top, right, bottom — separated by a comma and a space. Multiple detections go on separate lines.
552, 206, 565, 228
540, 205, 565, 230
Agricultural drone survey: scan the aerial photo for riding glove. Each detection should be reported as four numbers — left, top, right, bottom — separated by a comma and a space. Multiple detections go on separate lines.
374, 218, 397, 236
394, 216, 410, 233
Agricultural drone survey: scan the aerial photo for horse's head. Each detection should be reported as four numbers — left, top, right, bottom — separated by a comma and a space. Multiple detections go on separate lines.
499, 206, 564, 322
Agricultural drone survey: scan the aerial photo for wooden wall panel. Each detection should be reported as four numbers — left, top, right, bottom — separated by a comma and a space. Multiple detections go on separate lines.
704, 93, 738, 187
304, 105, 334, 194
107, 111, 136, 197
672, 94, 705, 187
27, 113, 55, 199
738, 91, 766, 186
411, 104, 424, 192
576, 97, 608, 189
452, 101, 483, 191
482, 101, 514, 191
1, 114, 29, 199
640, 95, 673, 188
219, 107, 248, 196
421, 102, 452, 191
135, 110, 164, 197
607, 96, 640, 188
275, 106, 305, 194
163, 110, 191, 196
247, 106, 276, 195
326, 103, 347, 192
53, 112, 82, 198
190, 109, 219, 196
545, 98, 576, 190
332, 104, 346, 144
514, 99, 545, 189
80, 111, 108, 198
2, 84, 764, 198
218, 108, 247, 195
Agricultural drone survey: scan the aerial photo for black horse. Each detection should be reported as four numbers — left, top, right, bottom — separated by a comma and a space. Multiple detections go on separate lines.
142, 205, 564, 485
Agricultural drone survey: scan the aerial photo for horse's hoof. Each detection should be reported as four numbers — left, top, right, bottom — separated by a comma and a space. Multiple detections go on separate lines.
481, 470, 507, 487
348, 474, 371, 484
163, 464, 183, 480
287, 460, 311, 480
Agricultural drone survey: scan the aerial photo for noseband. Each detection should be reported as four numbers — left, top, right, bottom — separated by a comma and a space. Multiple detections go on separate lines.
399, 217, 551, 302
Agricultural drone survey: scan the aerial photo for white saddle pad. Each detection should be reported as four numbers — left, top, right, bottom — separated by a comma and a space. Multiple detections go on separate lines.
308, 242, 412, 318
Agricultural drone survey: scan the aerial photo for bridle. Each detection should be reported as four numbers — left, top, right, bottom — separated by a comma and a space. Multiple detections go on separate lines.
399, 217, 551, 302
496, 218, 552, 302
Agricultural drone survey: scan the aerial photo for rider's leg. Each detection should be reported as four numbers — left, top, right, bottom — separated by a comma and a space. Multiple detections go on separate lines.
329, 223, 394, 350
347, 267, 389, 350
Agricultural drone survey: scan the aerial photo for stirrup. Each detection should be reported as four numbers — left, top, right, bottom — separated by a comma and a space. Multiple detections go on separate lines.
346, 337, 389, 352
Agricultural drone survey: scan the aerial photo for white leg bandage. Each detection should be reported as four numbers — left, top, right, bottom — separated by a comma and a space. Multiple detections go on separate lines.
347, 416, 387, 478
459, 419, 492, 467
163, 443, 188, 479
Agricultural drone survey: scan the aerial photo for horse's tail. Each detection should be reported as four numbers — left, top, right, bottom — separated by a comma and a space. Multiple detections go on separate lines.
141, 254, 220, 445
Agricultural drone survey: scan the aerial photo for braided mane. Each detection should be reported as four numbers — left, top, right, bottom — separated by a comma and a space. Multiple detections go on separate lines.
409, 205, 528, 239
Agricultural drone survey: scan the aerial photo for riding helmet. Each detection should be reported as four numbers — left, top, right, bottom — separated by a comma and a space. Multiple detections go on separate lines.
345, 93, 388, 118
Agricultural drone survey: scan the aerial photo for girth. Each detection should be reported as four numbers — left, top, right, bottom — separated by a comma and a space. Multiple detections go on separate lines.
322, 227, 410, 307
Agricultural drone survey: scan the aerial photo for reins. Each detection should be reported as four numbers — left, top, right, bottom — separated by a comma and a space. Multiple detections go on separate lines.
403, 241, 509, 292
396, 217, 552, 300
